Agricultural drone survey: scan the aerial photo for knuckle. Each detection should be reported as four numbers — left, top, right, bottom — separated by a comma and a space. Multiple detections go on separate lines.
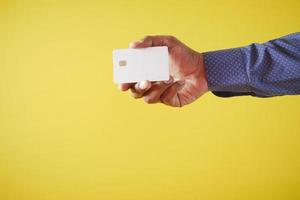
143, 96, 157, 104
134, 85, 141, 92
166, 35, 177, 42
142, 35, 152, 41
131, 91, 142, 99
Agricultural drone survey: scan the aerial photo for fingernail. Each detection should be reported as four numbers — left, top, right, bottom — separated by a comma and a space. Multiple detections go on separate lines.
164, 77, 173, 84
139, 81, 148, 90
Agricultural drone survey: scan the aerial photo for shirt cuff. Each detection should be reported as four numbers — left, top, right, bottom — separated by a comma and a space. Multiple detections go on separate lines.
203, 48, 251, 95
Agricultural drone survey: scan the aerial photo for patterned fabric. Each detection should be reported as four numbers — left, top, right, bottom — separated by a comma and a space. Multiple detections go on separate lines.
204, 32, 300, 97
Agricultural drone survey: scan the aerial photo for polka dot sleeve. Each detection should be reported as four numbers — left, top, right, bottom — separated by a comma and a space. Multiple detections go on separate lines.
204, 32, 300, 97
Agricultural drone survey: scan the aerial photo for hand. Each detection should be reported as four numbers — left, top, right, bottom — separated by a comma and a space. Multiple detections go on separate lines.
119, 35, 209, 107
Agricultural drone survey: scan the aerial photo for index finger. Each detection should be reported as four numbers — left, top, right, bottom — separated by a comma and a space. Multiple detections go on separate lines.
118, 83, 134, 91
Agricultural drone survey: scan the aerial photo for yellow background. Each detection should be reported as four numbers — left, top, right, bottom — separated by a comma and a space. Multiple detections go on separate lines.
1, 0, 300, 199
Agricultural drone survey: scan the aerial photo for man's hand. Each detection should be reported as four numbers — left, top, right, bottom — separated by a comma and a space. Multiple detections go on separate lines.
119, 36, 208, 107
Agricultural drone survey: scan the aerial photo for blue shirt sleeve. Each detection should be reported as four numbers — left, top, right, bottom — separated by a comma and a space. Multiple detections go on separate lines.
203, 32, 300, 97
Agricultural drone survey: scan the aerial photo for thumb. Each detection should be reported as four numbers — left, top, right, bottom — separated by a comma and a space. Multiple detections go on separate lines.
129, 35, 179, 49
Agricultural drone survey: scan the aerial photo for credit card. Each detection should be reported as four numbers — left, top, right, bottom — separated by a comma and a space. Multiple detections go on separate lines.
113, 46, 169, 84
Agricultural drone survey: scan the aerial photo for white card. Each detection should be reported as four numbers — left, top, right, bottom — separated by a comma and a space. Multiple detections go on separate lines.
113, 46, 169, 84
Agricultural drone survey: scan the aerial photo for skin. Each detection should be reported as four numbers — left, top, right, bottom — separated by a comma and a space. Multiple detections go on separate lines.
119, 35, 209, 107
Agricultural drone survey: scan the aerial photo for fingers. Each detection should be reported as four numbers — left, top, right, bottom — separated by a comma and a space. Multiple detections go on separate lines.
118, 77, 185, 106
129, 39, 152, 48
118, 83, 133, 91
143, 77, 174, 104
160, 80, 185, 107
129, 35, 179, 49
130, 80, 151, 98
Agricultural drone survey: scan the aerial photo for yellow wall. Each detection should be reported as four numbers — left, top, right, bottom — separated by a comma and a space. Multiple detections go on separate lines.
1, 0, 300, 199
